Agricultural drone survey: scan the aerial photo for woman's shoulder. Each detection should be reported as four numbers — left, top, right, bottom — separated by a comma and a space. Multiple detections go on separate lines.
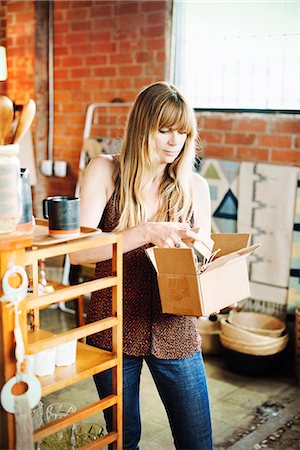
83, 154, 118, 200
88, 154, 118, 173
191, 171, 209, 191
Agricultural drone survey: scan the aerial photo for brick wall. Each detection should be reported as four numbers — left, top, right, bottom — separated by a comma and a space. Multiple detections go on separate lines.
198, 113, 300, 164
0, 0, 299, 215
1, 0, 35, 103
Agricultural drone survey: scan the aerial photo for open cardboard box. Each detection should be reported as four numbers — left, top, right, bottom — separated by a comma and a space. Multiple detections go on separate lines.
146, 233, 260, 317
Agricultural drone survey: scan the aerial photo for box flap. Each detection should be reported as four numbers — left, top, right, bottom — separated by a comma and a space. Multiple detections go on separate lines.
211, 233, 251, 256
204, 243, 260, 272
153, 248, 198, 275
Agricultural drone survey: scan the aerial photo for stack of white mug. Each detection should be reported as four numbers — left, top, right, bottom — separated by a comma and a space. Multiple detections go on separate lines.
29, 340, 77, 377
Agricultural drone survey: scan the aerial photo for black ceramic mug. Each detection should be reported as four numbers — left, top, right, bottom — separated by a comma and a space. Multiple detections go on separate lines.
43, 196, 80, 238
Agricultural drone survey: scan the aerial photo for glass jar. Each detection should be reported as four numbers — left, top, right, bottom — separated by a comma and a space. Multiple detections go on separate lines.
0, 144, 22, 234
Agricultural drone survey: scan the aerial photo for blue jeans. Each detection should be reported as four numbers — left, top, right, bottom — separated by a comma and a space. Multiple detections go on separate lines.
93, 351, 213, 450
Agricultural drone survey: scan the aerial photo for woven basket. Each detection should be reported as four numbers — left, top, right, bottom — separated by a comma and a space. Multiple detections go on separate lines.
220, 332, 289, 356
220, 317, 279, 345
227, 311, 285, 337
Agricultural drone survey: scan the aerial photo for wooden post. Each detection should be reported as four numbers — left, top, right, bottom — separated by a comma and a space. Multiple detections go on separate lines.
0, 233, 32, 450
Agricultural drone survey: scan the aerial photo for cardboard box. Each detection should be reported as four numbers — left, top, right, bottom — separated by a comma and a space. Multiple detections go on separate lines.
147, 233, 260, 317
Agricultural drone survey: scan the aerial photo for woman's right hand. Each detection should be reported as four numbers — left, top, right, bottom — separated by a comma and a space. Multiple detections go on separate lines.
146, 222, 201, 248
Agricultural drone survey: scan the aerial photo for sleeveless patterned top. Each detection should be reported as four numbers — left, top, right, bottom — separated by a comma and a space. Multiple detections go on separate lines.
86, 193, 201, 359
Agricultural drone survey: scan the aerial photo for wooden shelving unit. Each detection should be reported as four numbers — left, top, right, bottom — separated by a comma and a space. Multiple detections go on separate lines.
0, 226, 123, 449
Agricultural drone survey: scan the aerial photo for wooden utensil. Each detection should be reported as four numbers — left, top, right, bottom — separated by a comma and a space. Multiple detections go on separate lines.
0, 95, 14, 145
13, 99, 36, 144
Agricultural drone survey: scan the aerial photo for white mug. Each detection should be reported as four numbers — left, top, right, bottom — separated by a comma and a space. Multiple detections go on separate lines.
34, 347, 56, 376
54, 160, 68, 178
40, 159, 53, 177
55, 340, 77, 366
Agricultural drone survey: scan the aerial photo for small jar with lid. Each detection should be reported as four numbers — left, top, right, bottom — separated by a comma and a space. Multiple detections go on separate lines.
0, 144, 22, 234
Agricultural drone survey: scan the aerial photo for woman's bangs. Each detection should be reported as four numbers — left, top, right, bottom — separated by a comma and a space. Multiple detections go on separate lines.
159, 101, 193, 134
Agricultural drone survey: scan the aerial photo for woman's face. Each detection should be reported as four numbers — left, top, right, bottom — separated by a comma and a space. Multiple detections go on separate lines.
153, 127, 187, 165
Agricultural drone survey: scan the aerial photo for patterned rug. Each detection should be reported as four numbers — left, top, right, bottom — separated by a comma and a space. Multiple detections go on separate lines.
287, 173, 300, 313
237, 162, 299, 317
200, 159, 240, 233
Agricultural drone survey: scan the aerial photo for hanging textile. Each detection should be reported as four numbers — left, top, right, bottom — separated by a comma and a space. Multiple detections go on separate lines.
200, 158, 240, 233
237, 162, 299, 317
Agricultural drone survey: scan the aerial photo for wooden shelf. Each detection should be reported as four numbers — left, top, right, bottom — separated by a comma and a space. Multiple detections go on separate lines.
0, 227, 123, 449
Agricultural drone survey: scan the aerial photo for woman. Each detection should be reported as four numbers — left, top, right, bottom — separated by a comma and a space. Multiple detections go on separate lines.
71, 81, 213, 450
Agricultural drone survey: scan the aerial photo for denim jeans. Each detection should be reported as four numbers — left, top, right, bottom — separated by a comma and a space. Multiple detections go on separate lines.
93, 351, 213, 450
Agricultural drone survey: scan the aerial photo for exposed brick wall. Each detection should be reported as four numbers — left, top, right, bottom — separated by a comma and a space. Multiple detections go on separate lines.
2, 0, 35, 104
0, 0, 299, 216
52, 0, 170, 168
197, 113, 300, 165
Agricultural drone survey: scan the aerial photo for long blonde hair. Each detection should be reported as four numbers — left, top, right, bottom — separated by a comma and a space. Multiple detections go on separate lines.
114, 81, 197, 231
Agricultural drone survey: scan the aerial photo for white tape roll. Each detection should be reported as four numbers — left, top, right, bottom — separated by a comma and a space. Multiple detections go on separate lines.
0, 374, 41, 413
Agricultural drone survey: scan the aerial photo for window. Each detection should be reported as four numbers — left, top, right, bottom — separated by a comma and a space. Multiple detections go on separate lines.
172, 0, 300, 111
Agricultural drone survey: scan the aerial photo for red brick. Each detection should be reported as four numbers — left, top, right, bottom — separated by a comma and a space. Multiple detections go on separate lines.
86, 55, 108, 65
204, 145, 235, 158
272, 120, 300, 134
82, 79, 107, 90
114, 30, 138, 41
15, 12, 34, 23
108, 78, 133, 89
116, 2, 139, 15
271, 150, 300, 164
141, 1, 167, 12
65, 33, 87, 45
71, 68, 91, 78
146, 38, 165, 50
71, 21, 91, 32
120, 65, 142, 76
66, 9, 88, 21
146, 11, 166, 24
203, 117, 233, 131
258, 135, 292, 148
119, 41, 140, 52
225, 133, 256, 145
70, 44, 91, 55
90, 32, 111, 41
136, 52, 153, 63
110, 54, 133, 64
91, 17, 117, 29
54, 46, 69, 56
89, 5, 113, 17
94, 66, 117, 77
295, 137, 300, 148
133, 77, 155, 88
143, 25, 165, 38
237, 147, 269, 161
62, 56, 82, 66
235, 119, 267, 132
94, 42, 117, 53
200, 131, 223, 144
54, 69, 70, 79
55, 80, 82, 90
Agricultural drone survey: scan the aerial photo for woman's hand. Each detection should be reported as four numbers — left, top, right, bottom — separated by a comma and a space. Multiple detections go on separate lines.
146, 222, 201, 248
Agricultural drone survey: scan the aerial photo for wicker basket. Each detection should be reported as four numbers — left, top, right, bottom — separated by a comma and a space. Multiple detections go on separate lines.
227, 311, 286, 337
220, 332, 289, 356
220, 317, 280, 345
198, 316, 222, 355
